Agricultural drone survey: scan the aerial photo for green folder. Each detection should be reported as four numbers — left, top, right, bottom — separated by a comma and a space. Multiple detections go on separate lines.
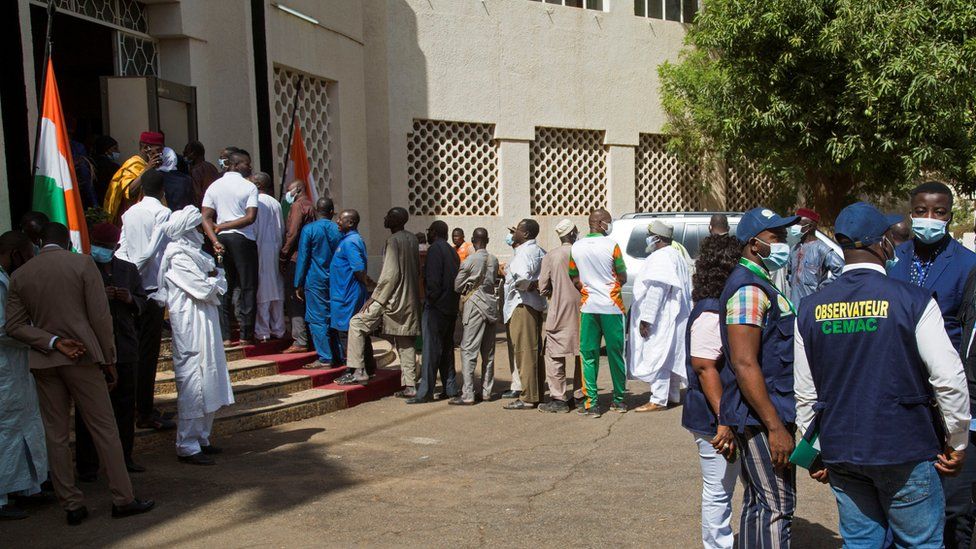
790, 431, 821, 470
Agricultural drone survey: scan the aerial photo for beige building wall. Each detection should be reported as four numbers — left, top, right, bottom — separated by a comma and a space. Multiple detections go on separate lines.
363, 0, 689, 259
8, 0, 692, 265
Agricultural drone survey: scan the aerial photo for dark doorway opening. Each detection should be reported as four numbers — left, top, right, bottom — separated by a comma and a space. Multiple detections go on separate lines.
31, 5, 115, 154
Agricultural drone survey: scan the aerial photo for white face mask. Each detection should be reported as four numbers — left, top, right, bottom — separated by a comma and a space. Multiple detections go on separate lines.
645, 235, 660, 253
603, 220, 614, 235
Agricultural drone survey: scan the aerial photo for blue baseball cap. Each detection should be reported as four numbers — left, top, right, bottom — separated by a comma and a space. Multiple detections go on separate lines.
735, 207, 799, 242
834, 202, 904, 249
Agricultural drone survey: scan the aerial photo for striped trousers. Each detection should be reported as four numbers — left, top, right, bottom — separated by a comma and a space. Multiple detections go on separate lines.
738, 426, 797, 548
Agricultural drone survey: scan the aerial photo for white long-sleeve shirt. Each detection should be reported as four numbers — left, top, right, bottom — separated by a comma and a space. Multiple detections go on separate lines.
503, 239, 546, 323
794, 263, 971, 451
115, 196, 172, 291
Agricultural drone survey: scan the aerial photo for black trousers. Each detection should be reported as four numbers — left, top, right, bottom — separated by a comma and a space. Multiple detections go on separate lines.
218, 232, 258, 341
136, 299, 164, 419
943, 431, 976, 548
336, 330, 372, 374
416, 307, 458, 400
75, 362, 137, 472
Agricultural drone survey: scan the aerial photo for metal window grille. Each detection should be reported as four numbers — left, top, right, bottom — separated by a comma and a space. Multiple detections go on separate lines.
634, 0, 698, 22
48, 0, 148, 32
635, 133, 701, 211
529, 0, 605, 10
272, 67, 336, 198
530, 127, 607, 216
407, 120, 500, 216
117, 32, 158, 76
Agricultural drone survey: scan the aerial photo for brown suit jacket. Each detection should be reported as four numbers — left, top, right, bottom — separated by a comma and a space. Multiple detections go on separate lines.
5, 246, 117, 369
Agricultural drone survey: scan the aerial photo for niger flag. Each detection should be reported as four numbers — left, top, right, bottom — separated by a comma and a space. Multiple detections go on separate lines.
32, 58, 89, 253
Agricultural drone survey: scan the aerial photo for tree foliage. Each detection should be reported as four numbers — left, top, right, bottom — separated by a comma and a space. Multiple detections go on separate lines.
659, 0, 976, 218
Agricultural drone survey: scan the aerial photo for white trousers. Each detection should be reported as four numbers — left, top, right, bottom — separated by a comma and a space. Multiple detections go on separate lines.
694, 434, 739, 549
255, 300, 286, 339
649, 371, 683, 406
176, 412, 216, 457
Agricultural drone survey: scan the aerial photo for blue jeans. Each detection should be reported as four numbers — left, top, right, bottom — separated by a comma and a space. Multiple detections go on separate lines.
828, 460, 945, 548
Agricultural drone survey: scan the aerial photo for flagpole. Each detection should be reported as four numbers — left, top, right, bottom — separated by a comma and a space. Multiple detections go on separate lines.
30, 1, 57, 183
278, 74, 305, 200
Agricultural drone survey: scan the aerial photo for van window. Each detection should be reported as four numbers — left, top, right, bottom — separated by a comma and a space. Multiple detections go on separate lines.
681, 224, 703, 258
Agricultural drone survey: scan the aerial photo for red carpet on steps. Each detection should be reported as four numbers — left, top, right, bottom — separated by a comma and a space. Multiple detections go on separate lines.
242, 338, 402, 408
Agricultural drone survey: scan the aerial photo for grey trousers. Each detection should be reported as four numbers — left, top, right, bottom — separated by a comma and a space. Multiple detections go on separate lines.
459, 313, 496, 402
290, 316, 308, 347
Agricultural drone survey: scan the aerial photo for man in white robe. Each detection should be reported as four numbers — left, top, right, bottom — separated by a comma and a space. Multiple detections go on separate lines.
155, 206, 235, 465
250, 173, 285, 340
0, 232, 47, 519
628, 221, 691, 412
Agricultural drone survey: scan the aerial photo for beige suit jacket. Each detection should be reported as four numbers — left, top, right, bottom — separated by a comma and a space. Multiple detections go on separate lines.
5, 246, 117, 369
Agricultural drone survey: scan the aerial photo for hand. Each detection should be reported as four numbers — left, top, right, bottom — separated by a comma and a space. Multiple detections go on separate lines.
105, 286, 117, 300
148, 152, 162, 168
710, 425, 736, 461
296, 286, 305, 301
810, 467, 829, 484
55, 338, 87, 360
101, 364, 118, 392
212, 241, 225, 255
113, 287, 132, 304
359, 298, 375, 315
541, 287, 552, 298
527, 280, 539, 292
365, 278, 377, 293
639, 321, 651, 339
213, 224, 224, 234
767, 425, 796, 470
208, 269, 218, 277
936, 448, 966, 476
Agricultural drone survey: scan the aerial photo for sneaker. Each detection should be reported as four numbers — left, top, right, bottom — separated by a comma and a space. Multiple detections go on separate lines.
538, 400, 570, 413
581, 407, 602, 418
610, 402, 629, 413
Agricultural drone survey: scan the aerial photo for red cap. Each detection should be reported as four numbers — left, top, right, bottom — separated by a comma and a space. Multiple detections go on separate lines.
90, 222, 121, 245
139, 131, 165, 146
795, 208, 820, 222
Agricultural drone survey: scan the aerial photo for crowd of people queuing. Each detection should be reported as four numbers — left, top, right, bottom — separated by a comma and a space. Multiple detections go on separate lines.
2, 127, 976, 548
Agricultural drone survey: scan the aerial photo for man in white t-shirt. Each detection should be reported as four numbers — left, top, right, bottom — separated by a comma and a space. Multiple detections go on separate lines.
569, 209, 628, 417
201, 151, 259, 345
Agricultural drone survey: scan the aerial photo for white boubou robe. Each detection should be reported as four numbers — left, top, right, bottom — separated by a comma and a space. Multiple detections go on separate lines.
255, 193, 284, 305
154, 209, 235, 421
627, 245, 691, 406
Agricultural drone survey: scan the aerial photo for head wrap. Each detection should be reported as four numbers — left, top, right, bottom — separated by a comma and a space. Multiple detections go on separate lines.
159, 147, 178, 172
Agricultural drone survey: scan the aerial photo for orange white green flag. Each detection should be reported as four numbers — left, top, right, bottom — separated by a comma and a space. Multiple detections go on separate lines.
283, 118, 318, 203
32, 58, 89, 253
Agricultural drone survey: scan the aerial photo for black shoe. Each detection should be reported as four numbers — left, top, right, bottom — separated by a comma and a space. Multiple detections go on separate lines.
538, 400, 570, 413
448, 397, 474, 406
501, 390, 520, 399
66, 506, 89, 526
405, 396, 433, 405
503, 399, 536, 410
126, 461, 147, 473
394, 389, 417, 398
178, 453, 216, 466
112, 499, 155, 518
200, 445, 223, 455
12, 489, 56, 505
77, 471, 98, 483
0, 505, 28, 520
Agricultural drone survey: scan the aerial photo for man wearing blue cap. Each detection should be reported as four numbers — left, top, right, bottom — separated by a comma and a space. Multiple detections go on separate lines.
719, 206, 798, 547
795, 201, 969, 548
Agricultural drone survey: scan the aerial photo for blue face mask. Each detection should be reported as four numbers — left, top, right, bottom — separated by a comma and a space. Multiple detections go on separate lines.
505, 233, 515, 247
90, 245, 114, 264
882, 237, 899, 271
755, 238, 790, 272
788, 225, 802, 238
911, 217, 947, 245
284, 191, 296, 205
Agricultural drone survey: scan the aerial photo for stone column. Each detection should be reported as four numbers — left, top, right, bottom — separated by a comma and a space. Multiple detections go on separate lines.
606, 144, 636, 217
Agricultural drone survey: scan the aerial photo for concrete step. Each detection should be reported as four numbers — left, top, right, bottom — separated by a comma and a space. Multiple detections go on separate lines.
157, 345, 247, 372
155, 373, 314, 411
154, 358, 278, 395
134, 388, 345, 453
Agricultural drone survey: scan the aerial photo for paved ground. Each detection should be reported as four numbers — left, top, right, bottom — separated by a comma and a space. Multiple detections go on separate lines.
3, 340, 841, 548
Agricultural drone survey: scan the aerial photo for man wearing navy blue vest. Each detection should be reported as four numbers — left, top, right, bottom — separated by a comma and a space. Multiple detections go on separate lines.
720, 206, 799, 547
888, 181, 976, 548
796, 202, 970, 548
